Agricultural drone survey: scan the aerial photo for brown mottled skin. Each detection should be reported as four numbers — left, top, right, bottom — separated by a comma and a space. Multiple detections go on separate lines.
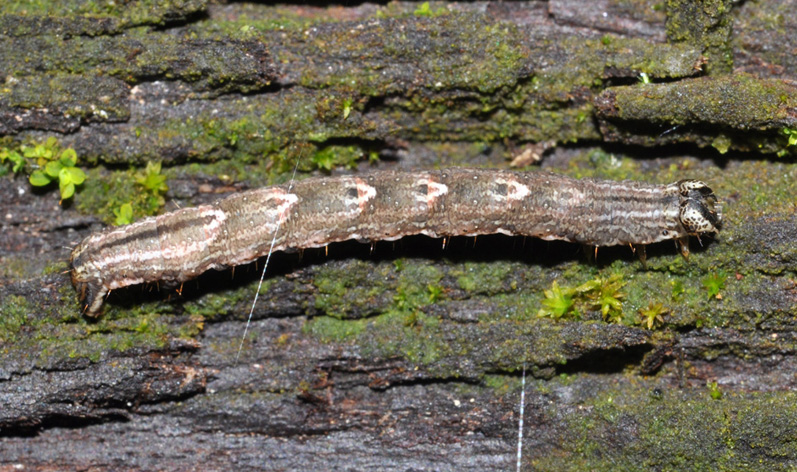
70, 169, 721, 316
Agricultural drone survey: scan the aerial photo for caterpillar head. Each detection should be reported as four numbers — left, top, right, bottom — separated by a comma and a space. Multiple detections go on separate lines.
678, 180, 722, 235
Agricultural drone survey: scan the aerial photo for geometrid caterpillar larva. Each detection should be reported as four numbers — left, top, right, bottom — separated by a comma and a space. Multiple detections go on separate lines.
70, 168, 721, 317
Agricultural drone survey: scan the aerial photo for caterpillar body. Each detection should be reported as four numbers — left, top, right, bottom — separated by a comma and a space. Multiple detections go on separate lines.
69, 168, 721, 317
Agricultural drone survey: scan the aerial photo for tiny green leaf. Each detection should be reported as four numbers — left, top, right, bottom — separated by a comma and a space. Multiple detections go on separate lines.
59, 166, 74, 185
32, 144, 52, 159
574, 278, 601, 294
113, 203, 134, 226
2, 150, 25, 173
66, 166, 86, 185
45, 160, 63, 178
29, 170, 52, 186
59, 148, 77, 167
427, 284, 444, 303
342, 98, 353, 120
414, 2, 432, 16
136, 161, 167, 193
59, 180, 75, 200
10, 152, 25, 173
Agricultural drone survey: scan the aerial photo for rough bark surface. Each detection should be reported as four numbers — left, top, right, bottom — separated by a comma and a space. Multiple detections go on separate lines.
1, 1, 796, 471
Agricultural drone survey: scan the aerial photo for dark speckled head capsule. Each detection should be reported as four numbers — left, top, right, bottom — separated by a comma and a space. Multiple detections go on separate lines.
677, 180, 722, 235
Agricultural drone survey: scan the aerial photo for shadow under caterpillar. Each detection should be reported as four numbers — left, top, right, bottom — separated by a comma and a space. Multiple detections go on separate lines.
70, 168, 721, 317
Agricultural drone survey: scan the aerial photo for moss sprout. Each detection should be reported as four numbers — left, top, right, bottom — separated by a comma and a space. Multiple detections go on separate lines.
702, 270, 728, 300
538, 274, 627, 323
707, 380, 723, 400
638, 302, 669, 330
538, 280, 576, 320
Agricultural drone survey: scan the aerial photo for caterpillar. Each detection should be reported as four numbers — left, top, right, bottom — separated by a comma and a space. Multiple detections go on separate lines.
69, 168, 721, 317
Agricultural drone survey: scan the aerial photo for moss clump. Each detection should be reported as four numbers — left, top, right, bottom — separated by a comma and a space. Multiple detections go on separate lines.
596, 74, 797, 155
537, 274, 626, 323
310, 145, 373, 172
313, 260, 397, 320
529, 379, 797, 471
0, 295, 31, 343
76, 162, 167, 224
453, 261, 515, 294
1, 289, 204, 369
307, 258, 451, 366
702, 269, 728, 300
637, 302, 669, 330
665, 0, 735, 74
1, 0, 207, 26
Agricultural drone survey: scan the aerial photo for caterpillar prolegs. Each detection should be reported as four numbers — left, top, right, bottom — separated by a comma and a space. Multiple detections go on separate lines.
69, 169, 721, 317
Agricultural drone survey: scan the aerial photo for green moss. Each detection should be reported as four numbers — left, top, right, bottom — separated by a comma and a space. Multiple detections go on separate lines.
313, 260, 395, 320
2, 0, 207, 25
711, 133, 732, 154
0, 256, 34, 279
0, 295, 31, 343
2, 291, 204, 368
310, 145, 366, 172
702, 269, 728, 300
2, 8, 723, 168
305, 255, 658, 375
282, 13, 528, 95
529, 380, 797, 470
302, 315, 368, 344
665, 0, 735, 74
76, 165, 166, 224
41, 261, 69, 275
637, 302, 669, 330
482, 373, 523, 395
597, 74, 797, 155
537, 280, 576, 320
181, 276, 281, 321
453, 261, 514, 294
413, 2, 448, 18
183, 292, 234, 319
185, 3, 337, 37
306, 259, 452, 366
365, 309, 448, 365
706, 380, 723, 400
537, 273, 627, 323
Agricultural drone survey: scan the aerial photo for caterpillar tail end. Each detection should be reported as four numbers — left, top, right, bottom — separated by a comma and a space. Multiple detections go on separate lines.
74, 278, 107, 318
69, 243, 107, 318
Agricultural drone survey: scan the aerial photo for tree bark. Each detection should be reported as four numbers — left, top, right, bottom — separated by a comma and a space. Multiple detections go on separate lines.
1, 1, 796, 470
